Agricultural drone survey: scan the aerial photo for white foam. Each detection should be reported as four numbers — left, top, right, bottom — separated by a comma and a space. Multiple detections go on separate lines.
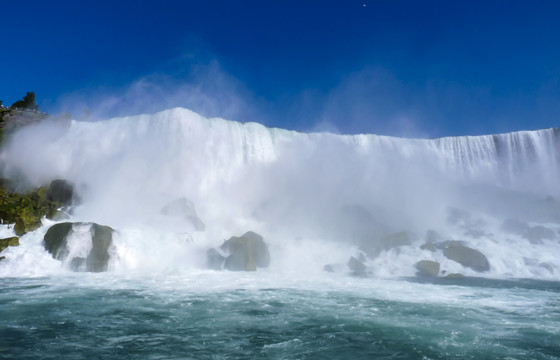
0, 108, 558, 279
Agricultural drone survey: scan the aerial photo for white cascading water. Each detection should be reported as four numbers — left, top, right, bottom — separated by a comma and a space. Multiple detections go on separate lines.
0, 108, 559, 279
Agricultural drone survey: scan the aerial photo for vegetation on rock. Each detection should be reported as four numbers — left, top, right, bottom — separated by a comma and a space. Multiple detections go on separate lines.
10, 92, 39, 111
0, 236, 19, 253
0, 180, 67, 235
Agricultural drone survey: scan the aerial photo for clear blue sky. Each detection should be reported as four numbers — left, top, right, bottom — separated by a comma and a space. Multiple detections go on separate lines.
2, 0, 560, 137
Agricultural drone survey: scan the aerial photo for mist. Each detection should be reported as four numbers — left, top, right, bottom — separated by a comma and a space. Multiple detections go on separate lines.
1, 54, 560, 278
2, 105, 560, 277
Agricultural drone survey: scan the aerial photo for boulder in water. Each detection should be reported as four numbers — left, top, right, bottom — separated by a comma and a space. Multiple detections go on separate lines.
347, 256, 367, 276
46, 179, 75, 206
442, 241, 490, 272
206, 248, 226, 270
523, 225, 555, 244
414, 260, 440, 277
220, 231, 270, 271
444, 273, 465, 279
420, 242, 437, 252
43, 222, 114, 272
87, 224, 113, 272
161, 197, 205, 231
500, 218, 530, 235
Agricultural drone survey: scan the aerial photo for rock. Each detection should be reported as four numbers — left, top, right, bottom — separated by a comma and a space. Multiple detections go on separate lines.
206, 248, 226, 270
43, 222, 73, 259
420, 242, 437, 252
323, 264, 336, 273
69, 257, 86, 271
0, 182, 59, 235
46, 180, 74, 206
425, 230, 442, 243
445, 273, 465, 279
0, 256, 5, 262
347, 256, 367, 276
523, 225, 555, 244
14, 219, 25, 236
442, 241, 490, 272
87, 224, 113, 272
46, 209, 71, 221
161, 197, 205, 231
220, 231, 270, 271
0, 236, 19, 253
43, 222, 114, 272
500, 218, 530, 235
414, 260, 440, 277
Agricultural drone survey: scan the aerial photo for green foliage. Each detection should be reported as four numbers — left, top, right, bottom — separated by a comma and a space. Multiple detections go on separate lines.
0, 182, 61, 235
0, 236, 19, 253
11, 92, 39, 111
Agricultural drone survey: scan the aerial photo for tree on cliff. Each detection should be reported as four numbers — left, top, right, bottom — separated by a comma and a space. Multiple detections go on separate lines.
11, 92, 39, 111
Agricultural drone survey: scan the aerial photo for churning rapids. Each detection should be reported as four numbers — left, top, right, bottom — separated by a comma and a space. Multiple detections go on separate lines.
1, 108, 559, 359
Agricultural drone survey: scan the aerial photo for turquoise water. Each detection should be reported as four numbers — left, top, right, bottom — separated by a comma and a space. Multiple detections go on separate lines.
1, 274, 559, 359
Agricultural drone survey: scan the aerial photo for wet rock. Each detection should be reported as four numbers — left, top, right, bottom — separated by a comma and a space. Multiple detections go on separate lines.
43, 222, 73, 259
46, 209, 71, 221
43, 222, 114, 272
420, 243, 437, 252
220, 231, 270, 271
323, 264, 335, 273
69, 257, 86, 271
161, 197, 205, 231
500, 218, 530, 235
0, 182, 60, 235
14, 219, 25, 236
87, 224, 113, 272
414, 260, 440, 277
444, 273, 465, 279
0, 256, 5, 262
442, 241, 490, 272
206, 248, 226, 270
523, 225, 555, 244
347, 256, 367, 276
46, 179, 74, 206
0, 236, 19, 253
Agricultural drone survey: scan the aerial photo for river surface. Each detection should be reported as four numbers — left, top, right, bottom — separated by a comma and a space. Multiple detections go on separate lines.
1, 272, 559, 359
